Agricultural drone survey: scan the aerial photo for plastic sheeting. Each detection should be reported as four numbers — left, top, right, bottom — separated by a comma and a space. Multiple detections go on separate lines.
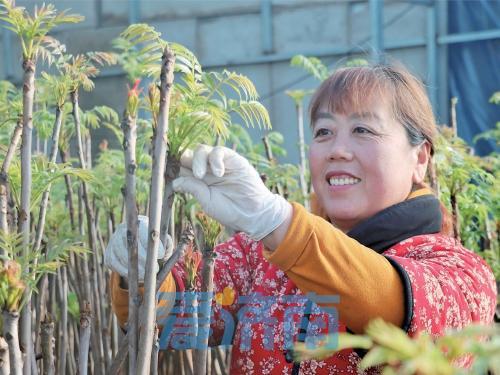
448, 0, 500, 155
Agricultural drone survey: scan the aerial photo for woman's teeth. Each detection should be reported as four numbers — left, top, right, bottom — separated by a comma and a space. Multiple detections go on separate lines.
328, 177, 360, 186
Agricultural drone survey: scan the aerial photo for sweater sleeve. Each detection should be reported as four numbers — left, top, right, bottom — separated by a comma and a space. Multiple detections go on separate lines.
263, 202, 406, 333
383, 236, 497, 338
110, 271, 177, 329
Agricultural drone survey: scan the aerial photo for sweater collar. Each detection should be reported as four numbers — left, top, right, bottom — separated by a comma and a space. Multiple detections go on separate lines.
346, 189, 442, 253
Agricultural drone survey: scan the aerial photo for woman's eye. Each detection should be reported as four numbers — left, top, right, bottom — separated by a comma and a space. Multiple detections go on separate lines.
353, 126, 373, 135
313, 128, 331, 138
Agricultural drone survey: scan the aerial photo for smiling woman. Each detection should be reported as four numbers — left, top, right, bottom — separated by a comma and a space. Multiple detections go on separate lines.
308, 65, 434, 232
107, 63, 497, 374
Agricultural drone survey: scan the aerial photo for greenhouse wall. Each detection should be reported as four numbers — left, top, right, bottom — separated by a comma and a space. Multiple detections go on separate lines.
1, 0, 497, 162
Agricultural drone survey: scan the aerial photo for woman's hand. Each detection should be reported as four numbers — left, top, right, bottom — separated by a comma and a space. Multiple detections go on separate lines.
104, 215, 173, 283
173, 145, 292, 242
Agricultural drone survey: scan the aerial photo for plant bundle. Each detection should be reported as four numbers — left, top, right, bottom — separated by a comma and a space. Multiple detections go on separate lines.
292, 318, 500, 375
0, 260, 25, 312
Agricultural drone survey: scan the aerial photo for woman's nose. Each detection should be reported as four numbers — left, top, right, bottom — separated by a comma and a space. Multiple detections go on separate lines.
327, 138, 354, 161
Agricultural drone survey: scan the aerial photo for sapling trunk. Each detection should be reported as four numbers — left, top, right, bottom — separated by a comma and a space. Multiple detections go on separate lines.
427, 157, 439, 197
160, 154, 181, 247
19, 57, 36, 375
3, 310, 22, 375
111, 313, 119, 357
121, 111, 139, 374
295, 100, 310, 210
57, 267, 69, 375
136, 46, 175, 375
193, 247, 216, 375
33, 107, 65, 349
78, 302, 92, 375
68, 320, 77, 375
0, 118, 22, 236
71, 89, 106, 373
109, 210, 116, 233
151, 325, 159, 375
0, 337, 9, 375
35, 273, 49, 348
450, 189, 461, 241
182, 350, 194, 375
90, 242, 107, 368
213, 347, 227, 375
450, 97, 458, 138
67, 254, 83, 306
262, 136, 283, 196
77, 185, 84, 236
449, 98, 461, 241
85, 135, 92, 169
92, 223, 112, 369
41, 316, 55, 375
59, 148, 76, 230
33, 106, 64, 254
109, 224, 194, 374
193, 213, 220, 375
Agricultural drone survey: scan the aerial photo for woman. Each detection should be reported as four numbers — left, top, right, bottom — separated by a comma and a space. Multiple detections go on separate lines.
107, 64, 497, 374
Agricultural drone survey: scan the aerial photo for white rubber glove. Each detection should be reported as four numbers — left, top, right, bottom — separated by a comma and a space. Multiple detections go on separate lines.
172, 145, 292, 241
104, 215, 174, 281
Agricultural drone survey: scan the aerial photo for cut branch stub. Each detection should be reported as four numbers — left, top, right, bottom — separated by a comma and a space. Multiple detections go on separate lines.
0, 336, 9, 375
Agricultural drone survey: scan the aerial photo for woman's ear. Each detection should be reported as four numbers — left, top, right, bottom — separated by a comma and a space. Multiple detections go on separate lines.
412, 141, 431, 184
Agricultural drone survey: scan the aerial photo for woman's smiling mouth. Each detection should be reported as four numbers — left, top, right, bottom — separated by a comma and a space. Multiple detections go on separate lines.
326, 171, 361, 186
328, 176, 361, 186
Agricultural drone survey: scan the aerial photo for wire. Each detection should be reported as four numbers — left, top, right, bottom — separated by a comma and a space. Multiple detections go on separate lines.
259, 3, 416, 101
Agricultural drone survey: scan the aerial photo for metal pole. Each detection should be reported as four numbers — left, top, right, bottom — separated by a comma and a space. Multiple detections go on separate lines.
437, 0, 449, 125
128, 0, 141, 24
369, 0, 384, 63
426, 1, 438, 111
260, 0, 273, 54
438, 28, 500, 44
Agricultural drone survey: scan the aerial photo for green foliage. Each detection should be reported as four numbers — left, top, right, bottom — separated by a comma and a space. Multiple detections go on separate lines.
113, 23, 166, 81
90, 148, 126, 220
0, 258, 25, 312
195, 212, 222, 250
183, 245, 201, 291
64, 52, 117, 92
56, 103, 76, 153
433, 127, 499, 277
343, 58, 369, 67
113, 23, 203, 82
474, 122, 500, 147
285, 89, 314, 104
8, 156, 93, 212
0, 0, 82, 62
32, 107, 56, 141
0, 80, 22, 125
81, 105, 119, 131
490, 91, 500, 105
94, 116, 153, 210
67, 292, 80, 320
290, 55, 329, 81
167, 68, 271, 159
225, 125, 303, 203
0, 80, 22, 148
0, 231, 87, 309
111, 23, 272, 176
293, 318, 500, 375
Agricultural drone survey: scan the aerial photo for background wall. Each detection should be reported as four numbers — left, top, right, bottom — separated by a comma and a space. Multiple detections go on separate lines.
2, 0, 498, 162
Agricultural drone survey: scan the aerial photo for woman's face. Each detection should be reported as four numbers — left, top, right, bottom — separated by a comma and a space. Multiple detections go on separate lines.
309, 100, 428, 232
